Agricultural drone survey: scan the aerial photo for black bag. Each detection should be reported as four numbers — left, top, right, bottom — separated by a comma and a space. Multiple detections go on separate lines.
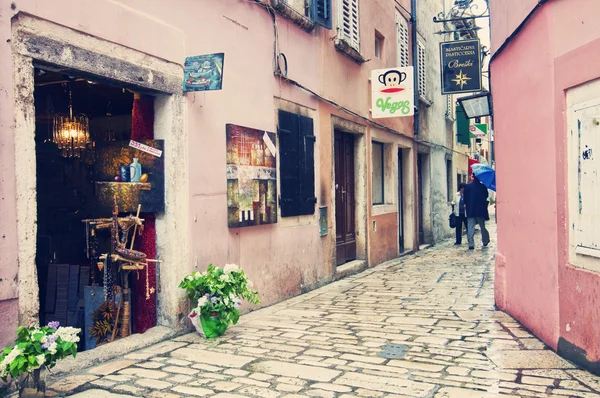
449, 206, 457, 228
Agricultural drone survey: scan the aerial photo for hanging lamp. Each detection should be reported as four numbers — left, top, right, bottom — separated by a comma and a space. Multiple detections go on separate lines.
53, 85, 91, 158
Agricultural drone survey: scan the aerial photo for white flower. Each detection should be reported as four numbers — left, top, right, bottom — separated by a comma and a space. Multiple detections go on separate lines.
34, 354, 45, 369
219, 274, 229, 282
197, 296, 208, 307
40, 335, 48, 344
186, 275, 194, 281
224, 297, 230, 306
223, 264, 239, 274
194, 271, 202, 279
56, 327, 81, 343
48, 342, 57, 355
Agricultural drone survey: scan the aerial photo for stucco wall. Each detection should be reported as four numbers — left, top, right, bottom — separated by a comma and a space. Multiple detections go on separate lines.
0, 0, 423, 346
491, 0, 600, 373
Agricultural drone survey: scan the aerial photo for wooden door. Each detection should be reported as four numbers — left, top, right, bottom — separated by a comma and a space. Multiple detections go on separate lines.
335, 131, 356, 266
398, 149, 404, 254
417, 154, 425, 245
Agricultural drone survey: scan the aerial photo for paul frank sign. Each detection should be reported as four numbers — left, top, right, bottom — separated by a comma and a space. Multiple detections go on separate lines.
440, 39, 482, 95
371, 67, 414, 118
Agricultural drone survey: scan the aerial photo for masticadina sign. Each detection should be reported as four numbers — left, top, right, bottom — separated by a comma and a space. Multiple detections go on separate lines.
440, 39, 482, 95
371, 67, 414, 118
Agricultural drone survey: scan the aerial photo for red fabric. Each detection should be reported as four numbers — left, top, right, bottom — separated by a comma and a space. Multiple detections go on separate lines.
468, 158, 480, 181
131, 94, 157, 333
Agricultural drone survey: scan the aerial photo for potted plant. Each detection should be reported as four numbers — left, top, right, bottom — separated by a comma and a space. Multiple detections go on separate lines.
0, 322, 80, 397
179, 264, 259, 338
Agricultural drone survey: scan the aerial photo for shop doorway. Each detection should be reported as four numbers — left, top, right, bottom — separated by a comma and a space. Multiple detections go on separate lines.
33, 68, 159, 351
398, 149, 405, 254
334, 131, 357, 266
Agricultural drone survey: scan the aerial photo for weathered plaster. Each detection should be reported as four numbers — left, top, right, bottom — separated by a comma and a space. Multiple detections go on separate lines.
154, 94, 189, 330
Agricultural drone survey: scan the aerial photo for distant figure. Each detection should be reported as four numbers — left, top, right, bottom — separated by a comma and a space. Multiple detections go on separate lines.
464, 177, 490, 250
453, 183, 468, 245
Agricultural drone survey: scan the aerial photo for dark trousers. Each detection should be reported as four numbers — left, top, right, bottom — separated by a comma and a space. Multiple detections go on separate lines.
455, 216, 467, 244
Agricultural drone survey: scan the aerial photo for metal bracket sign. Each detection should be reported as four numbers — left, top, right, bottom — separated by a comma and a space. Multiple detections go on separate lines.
470, 123, 488, 138
371, 67, 414, 118
440, 39, 482, 95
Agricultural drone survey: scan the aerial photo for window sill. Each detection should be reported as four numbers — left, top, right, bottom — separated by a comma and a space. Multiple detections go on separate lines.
270, 0, 315, 33
372, 203, 397, 216
334, 38, 367, 64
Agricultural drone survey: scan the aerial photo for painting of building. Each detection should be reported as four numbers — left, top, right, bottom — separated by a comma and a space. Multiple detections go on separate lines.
226, 124, 277, 228
183, 53, 224, 92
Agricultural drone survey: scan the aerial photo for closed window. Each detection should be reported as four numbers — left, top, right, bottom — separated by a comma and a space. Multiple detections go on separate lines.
372, 141, 384, 205
374, 31, 383, 59
417, 39, 427, 99
395, 11, 409, 67
338, 0, 360, 51
278, 110, 317, 217
312, 0, 332, 29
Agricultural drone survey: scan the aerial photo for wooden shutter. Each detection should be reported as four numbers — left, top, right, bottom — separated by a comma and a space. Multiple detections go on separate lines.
417, 40, 426, 99
395, 11, 409, 68
278, 110, 316, 217
456, 105, 471, 146
340, 0, 360, 51
312, 0, 332, 29
299, 115, 316, 215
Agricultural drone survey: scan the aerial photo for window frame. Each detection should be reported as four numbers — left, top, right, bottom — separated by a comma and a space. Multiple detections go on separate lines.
395, 11, 410, 68
371, 141, 385, 206
417, 39, 427, 101
337, 0, 360, 52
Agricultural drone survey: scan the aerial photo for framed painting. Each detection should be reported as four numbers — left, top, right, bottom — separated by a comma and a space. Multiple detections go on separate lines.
184, 53, 225, 92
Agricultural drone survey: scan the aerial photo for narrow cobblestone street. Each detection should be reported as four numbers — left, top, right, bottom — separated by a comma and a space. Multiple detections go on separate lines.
48, 225, 600, 398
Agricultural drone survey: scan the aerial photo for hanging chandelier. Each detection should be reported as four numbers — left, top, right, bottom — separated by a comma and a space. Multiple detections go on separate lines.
53, 85, 91, 158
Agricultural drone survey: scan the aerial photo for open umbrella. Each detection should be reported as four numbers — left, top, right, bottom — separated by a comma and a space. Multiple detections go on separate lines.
471, 164, 496, 192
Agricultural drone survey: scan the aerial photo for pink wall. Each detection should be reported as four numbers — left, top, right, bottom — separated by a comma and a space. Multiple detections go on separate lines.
492, 0, 600, 372
0, 0, 414, 345
489, 0, 539, 53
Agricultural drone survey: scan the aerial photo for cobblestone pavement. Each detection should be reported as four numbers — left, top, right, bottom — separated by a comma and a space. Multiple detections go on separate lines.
49, 224, 600, 398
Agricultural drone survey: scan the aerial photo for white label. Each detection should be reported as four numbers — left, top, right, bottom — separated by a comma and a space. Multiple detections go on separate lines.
263, 132, 277, 158
129, 140, 163, 157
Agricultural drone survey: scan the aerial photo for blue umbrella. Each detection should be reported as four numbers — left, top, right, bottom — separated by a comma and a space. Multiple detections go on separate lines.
471, 164, 496, 191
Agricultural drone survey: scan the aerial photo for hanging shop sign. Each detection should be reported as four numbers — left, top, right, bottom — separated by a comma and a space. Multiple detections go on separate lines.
371, 67, 414, 118
183, 53, 225, 92
470, 123, 488, 138
440, 39, 482, 95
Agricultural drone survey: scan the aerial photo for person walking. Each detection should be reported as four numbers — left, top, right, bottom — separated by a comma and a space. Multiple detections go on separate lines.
464, 176, 490, 250
453, 183, 468, 245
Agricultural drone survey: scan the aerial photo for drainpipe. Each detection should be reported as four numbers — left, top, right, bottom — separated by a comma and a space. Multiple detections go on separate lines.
411, 0, 419, 137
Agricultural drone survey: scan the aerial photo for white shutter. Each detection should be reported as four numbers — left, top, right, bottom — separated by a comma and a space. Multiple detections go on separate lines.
395, 11, 409, 68
339, 0, 360, 51
417, 40, 426, 99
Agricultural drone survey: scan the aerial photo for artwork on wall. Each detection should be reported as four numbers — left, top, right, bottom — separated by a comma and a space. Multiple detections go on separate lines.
183, 53, 225, 92
94, 140, 165, 213
226, 124, 277, 228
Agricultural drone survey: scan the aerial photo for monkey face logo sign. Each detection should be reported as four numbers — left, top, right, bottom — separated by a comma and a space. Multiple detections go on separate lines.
371, 67, 414, 118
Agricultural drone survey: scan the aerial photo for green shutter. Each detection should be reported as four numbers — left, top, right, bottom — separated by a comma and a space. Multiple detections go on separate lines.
456, 105, 471, 146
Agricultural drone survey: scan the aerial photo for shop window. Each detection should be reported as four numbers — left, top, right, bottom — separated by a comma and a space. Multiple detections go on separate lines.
278, 110, 316, 217
372, 141, 384, 205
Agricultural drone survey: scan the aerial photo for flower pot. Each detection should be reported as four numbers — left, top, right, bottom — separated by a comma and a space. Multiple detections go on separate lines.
18, 369, 46, 398
188, 312, 228, 339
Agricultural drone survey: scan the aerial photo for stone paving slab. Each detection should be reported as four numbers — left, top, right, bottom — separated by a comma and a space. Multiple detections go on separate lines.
46, 223, 600, 397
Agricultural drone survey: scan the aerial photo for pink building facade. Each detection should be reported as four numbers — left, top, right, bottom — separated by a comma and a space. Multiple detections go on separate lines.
491, 0, 600, 375
0, 0, 451, 348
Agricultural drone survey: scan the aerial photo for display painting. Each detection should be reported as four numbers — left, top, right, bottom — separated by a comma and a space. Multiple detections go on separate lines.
184, 53, 225, 92
94, 140, 165, 213
226, 124, 277, 228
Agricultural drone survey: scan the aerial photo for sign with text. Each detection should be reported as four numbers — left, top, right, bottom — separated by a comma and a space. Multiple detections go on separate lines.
371, 67, 414, 118
440, 39, 482, 95
470, 123, 488, 138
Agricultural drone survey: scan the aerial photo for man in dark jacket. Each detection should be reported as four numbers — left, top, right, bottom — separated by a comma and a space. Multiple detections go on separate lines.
464, 177, 490, 250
